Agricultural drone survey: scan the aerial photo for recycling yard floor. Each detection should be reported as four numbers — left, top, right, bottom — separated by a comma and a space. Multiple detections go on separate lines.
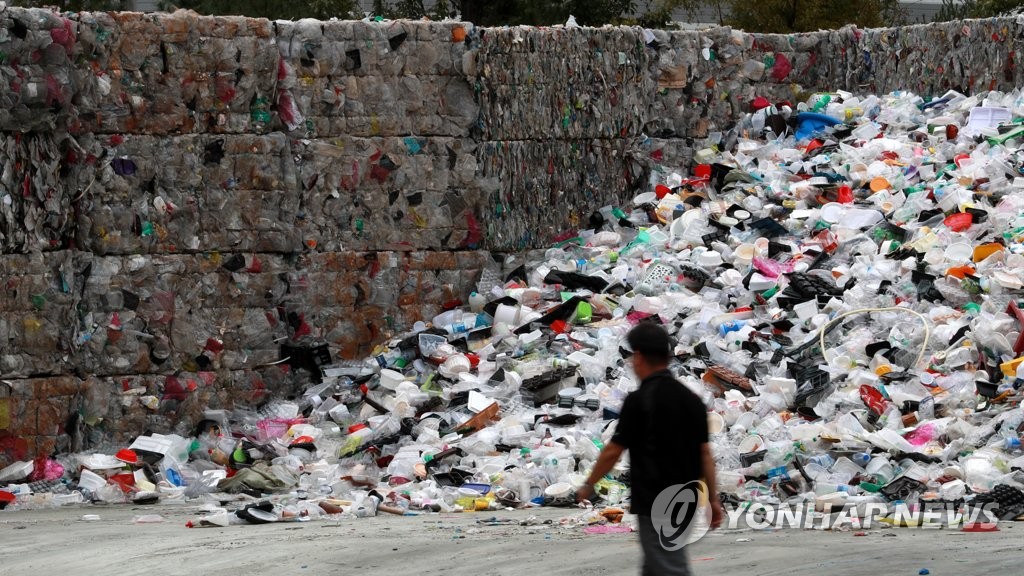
0, 507, 1019, 576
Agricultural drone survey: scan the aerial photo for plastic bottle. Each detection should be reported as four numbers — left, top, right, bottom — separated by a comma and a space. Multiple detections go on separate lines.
814, 483, 857, 496
851, 452, 871, 467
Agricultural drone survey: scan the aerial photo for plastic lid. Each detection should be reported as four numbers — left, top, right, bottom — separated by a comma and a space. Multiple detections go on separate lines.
820, 203, 845, 223
544, 482, 573, 498
944, 242, 973, 261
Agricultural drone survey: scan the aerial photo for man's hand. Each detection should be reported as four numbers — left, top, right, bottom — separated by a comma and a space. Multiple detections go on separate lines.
577, 442, 625, 505
709, 498, 723, 530
576, 483, 595, 503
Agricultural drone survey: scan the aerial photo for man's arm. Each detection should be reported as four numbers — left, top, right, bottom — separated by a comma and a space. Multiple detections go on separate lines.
701, 443, 722, 529
576, 441, 625, 502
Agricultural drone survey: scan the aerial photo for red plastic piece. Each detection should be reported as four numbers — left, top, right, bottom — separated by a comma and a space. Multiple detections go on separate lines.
860, 384, 892, 416
837, 185, 854, 204
110, 473, 136, 493
204, 338, 224, 354
115, 448, 139, 465
943, 212, 973, 232
770, 53, 792, 81
962, 522, 999, 532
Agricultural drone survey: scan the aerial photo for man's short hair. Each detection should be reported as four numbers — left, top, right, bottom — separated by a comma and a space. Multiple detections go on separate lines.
626, 322, 671, 364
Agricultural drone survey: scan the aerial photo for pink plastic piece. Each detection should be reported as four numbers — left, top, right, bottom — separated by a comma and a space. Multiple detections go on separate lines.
903, 423, 937, 447
753, 257, 794, 279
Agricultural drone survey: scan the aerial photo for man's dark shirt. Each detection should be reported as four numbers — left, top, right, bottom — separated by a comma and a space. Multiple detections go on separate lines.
611, 369, 709, 517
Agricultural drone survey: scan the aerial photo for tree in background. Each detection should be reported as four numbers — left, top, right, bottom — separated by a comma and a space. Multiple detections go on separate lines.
729, 0, 905, 32
11, 0, 131, 10
936, 0, 1024, 20
11, 0, 362, 19
157, 0, 360, 20
664, 0, 905, 32
12, 0, 912, 30
426, 0, 639, 26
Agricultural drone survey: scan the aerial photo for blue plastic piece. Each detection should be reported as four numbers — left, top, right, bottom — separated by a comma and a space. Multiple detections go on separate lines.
795, 112, 843, 140
165, 467, 183, 487
718, 320, 744, 336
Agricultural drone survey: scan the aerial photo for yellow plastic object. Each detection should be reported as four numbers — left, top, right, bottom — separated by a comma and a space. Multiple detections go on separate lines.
1000, 357, 1023, 378
878, 515, 921, 527
973, 242, 1004, 262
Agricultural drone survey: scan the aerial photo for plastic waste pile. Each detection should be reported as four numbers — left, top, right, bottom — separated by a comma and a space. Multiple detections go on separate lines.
3, 88, 1024, 528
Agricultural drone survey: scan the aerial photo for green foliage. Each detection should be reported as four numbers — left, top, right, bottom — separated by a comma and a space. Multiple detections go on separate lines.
342, 0, 641, 26
11, 0, 919, 30
161, 0, 360, 20
10, 0, 130, 10
727, 0, 905, 33
633, 0, 904, 31
936, 0, 1024, 20
458, 0, 638, 26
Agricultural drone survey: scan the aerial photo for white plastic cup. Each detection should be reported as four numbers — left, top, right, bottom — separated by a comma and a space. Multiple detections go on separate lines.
733, 243, 756, 266
440, 354, 471, 377
707, 412, 725, 434
737, 434, 764, 454
379, 369, 405, 390
733, 411, 757, 433
494, 304, 519, 326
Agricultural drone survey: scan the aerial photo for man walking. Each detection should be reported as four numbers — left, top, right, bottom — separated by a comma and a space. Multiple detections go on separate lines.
577, 323, 722, 575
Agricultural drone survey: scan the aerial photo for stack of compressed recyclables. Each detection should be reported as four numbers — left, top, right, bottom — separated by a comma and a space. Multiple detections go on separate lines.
6, 88, 1024, 525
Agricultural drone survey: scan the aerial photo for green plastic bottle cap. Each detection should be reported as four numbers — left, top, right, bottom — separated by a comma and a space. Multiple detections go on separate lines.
576, 301, 593, 324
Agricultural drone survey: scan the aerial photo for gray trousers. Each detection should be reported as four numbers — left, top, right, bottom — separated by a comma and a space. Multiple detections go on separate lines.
636, 515, 692, 576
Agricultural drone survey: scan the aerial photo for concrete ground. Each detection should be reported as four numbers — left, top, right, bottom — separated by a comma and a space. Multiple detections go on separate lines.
0, 505, 1020, 575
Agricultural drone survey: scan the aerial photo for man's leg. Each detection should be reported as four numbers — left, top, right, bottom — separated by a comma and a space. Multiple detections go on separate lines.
637, 515, 692, 576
